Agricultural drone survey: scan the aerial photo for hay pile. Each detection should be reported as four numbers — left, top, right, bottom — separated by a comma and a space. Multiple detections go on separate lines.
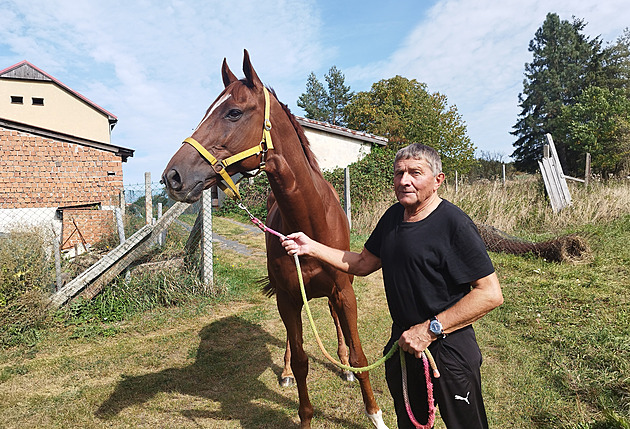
477, 224, 591, 263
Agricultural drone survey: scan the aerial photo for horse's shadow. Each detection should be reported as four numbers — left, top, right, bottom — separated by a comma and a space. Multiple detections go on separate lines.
96, 315, 366, 428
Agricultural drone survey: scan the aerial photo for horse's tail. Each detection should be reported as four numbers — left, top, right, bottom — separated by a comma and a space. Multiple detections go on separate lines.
258, 276, 275, 297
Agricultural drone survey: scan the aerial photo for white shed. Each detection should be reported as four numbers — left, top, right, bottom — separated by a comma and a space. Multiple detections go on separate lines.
296, 117, 387, 171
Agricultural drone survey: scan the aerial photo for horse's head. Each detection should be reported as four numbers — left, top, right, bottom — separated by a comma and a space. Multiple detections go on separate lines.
162, 50, 273, 203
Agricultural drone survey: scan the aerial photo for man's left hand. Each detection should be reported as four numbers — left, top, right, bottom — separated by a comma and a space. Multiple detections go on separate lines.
398, 321, 435, 358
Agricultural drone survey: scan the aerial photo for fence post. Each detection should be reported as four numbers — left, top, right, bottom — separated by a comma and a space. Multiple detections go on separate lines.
585, 153, 591, 187
344, 167, 351, 229
145, 172, 152, 225
114, 207, 125, 244
119, 189, 125, 217
201, 188, 214, 290
502, 163, 506, 186
455, 171, 459, 193
53, 229, 62, 292
157, 203, 165, 245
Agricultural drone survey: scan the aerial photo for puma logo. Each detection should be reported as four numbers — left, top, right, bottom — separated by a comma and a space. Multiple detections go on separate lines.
455, 392, 470, 405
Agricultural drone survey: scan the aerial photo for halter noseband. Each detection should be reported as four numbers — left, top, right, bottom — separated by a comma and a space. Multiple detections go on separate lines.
182, 86, 274, 200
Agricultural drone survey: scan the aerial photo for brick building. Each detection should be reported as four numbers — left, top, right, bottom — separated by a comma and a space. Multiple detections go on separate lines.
0, 61, 134, 251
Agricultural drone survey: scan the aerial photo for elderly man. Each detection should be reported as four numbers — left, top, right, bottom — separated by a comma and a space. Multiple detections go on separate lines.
282, 143, 503, 429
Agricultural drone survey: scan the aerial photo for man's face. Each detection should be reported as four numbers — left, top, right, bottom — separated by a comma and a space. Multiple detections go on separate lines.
393, 158, 442, 209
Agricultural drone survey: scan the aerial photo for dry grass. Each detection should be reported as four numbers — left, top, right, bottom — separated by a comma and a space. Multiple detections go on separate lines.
352, 175, 630, 240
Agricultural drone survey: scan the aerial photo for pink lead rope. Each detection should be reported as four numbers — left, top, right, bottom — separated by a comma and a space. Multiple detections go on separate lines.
400, 351, 437, 429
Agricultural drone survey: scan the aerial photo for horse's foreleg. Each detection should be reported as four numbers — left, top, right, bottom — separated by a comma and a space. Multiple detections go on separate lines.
328, 300, 355, 382
280, 337, 295, 387
329, 285, 388, 429
277, 291, 313, 428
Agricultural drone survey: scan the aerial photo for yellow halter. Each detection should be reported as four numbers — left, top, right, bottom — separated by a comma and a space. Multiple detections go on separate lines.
183, 86, 274, 200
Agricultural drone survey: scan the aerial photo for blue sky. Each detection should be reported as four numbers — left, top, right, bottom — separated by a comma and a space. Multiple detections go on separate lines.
0, 0, 628, 185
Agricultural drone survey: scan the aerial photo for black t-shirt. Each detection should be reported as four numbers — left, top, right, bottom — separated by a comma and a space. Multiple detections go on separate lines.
364, 199, 494, 338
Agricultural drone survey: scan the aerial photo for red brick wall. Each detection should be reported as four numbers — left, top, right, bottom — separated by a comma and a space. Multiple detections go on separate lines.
61, 208, 114, 250
0, 127, 123, 209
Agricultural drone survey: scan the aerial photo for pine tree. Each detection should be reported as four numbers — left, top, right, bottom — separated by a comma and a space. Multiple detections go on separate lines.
297, 67, 353, 126
511, 13, 600, 173
324, 66, 353, 126
297, 72, 328, 122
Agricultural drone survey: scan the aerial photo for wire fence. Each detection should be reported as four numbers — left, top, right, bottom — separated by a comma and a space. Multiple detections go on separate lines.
0, 175, 216, 309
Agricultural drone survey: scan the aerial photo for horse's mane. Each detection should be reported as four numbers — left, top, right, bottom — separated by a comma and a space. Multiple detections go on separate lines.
268, 87, 323, 176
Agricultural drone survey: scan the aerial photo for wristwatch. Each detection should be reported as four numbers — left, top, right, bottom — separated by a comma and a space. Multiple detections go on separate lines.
429, 316, 446, 339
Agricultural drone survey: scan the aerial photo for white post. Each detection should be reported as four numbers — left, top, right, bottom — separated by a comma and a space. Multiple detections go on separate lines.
455, 171, 459, 194
145, 172, 152, 225
157, 203, 165, 246
502, 163, 506, 185
114, 207, 125, 244
344, 167, 351, 229
201, 188, 213, 290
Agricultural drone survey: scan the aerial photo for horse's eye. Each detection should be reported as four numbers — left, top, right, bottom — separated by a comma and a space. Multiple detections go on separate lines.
226, 109, 242, 121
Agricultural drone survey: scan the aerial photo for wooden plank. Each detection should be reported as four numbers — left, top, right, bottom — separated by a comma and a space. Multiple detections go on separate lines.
545, 134, 572, 206
539, 134, 572, 212
47, 202, 189, 309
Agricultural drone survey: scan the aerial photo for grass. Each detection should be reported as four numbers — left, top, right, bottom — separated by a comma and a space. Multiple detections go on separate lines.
1, 177, 629, 428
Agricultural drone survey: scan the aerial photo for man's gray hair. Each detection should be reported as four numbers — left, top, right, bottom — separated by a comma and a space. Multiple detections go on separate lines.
394, 143, 442, 176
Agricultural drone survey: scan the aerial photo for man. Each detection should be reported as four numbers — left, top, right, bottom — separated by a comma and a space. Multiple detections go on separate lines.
282, 143, 503, 428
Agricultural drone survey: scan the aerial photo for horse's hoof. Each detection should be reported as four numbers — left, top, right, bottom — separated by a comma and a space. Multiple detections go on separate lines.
280, 376, 295, 387
342, 370, 356, 382
366, 409, 389, 429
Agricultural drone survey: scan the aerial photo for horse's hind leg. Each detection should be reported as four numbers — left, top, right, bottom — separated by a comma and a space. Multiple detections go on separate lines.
329, 284, 388, 429
328, 301, 355, 382
280, 337, 295, 387
277, 291, 313, 428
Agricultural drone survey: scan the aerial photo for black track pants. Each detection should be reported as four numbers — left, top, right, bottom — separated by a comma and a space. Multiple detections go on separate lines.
385, 326, 489, 429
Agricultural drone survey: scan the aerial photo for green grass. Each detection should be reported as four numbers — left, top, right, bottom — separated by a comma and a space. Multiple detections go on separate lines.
1, 177, 629, 428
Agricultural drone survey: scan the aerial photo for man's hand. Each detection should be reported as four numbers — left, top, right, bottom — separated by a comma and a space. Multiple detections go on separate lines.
399, 321, 435, 358
281, 232, 312, 256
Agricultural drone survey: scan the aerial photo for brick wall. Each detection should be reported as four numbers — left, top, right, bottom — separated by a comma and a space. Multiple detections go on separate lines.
60, 208, 114, 250
0, 127, 123, 209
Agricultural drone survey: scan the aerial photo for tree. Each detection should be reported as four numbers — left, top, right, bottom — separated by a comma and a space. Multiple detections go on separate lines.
296, 72, 327, 122
324, 66, 353, 126
297, 66, 353, 126
512, 13, 602, 173
345, 75, 476, 174
557, 86, 630, 176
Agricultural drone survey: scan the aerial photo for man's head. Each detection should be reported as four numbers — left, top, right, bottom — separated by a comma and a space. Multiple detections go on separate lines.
393, 143, 445, 211
394, 143, 442, 176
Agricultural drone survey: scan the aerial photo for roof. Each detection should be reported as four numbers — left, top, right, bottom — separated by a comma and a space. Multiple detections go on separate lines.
0, 117, 134, 162
296, 116, 388, 146
0, 60, 118, 125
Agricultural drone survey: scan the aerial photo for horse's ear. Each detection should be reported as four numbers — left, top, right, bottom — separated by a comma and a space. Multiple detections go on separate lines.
242, 49, 262, 88
221, 58, 238, 87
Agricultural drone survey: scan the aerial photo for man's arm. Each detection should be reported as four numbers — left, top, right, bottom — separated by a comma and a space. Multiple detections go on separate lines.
399, 272, 503, 357
282, 232, 381, 276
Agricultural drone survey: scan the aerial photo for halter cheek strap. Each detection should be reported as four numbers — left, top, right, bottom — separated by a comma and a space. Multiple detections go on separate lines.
183, 86, 274, 200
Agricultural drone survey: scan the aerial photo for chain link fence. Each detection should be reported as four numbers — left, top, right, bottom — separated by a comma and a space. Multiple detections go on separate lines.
0, 175, 217, 310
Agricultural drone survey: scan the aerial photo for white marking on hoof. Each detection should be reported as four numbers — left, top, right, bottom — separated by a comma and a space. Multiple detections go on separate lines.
279, 376, 295, 387
365, 409, 389, 429
342, 370, 356, 382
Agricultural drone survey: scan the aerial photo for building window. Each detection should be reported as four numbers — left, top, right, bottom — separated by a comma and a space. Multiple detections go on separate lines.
11, 96, 23, 104
32, 97, 44, 106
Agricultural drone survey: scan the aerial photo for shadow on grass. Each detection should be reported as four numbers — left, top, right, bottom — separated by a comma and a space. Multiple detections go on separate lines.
96, 315, 367, 428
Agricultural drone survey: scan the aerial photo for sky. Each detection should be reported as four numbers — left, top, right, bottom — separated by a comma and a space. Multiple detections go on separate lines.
0, 0, 628, 185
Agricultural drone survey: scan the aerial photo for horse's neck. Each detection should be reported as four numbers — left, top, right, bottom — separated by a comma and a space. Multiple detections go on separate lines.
265, 125, 330, 234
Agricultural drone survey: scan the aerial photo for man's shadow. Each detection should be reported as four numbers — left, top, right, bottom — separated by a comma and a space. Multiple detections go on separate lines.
96, 315, 366, 428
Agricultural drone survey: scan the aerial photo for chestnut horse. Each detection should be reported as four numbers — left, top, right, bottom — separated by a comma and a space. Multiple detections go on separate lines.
162, 50, 387, 428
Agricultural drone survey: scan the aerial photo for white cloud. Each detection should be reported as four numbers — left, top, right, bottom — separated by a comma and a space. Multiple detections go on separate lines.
348, 0, 629, 158
0, 0, 328, 184
0, 0, 627, 183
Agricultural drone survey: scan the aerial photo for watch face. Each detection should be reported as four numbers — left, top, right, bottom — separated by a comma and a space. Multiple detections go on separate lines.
430, 320, 442, 334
